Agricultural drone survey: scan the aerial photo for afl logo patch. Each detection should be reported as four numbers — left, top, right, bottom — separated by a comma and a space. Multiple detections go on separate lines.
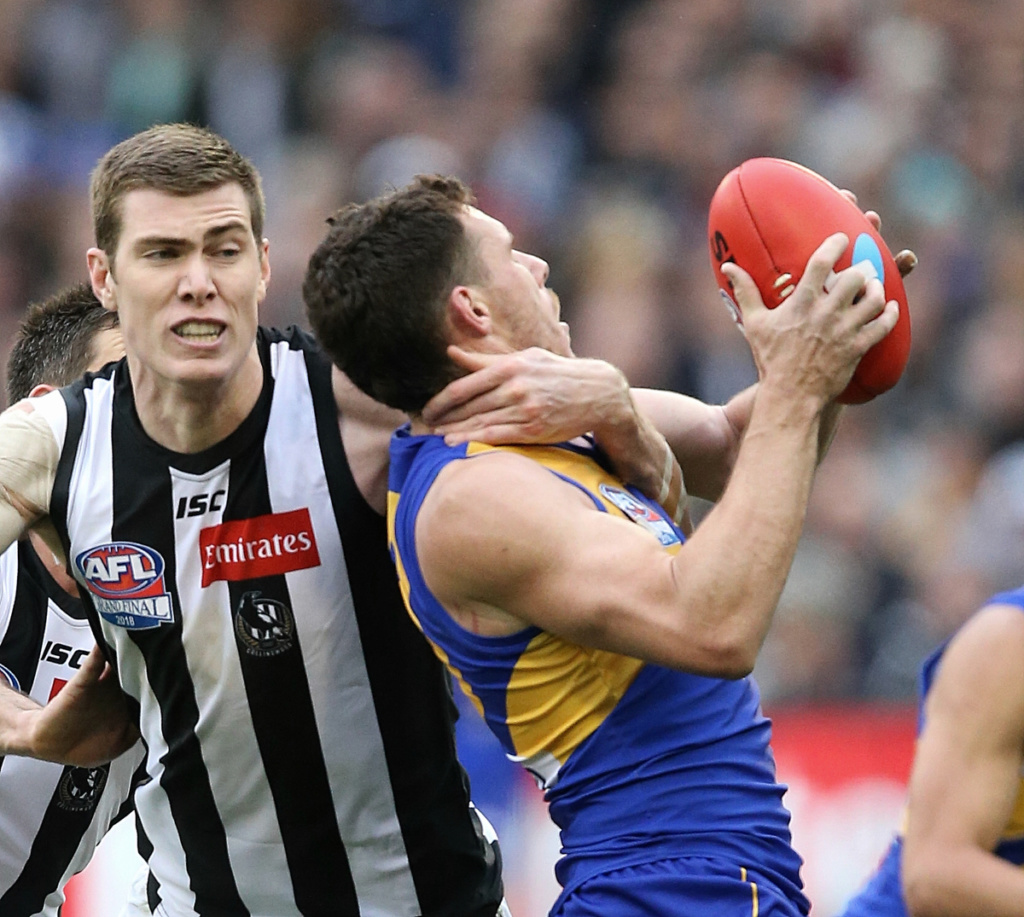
57, 765, 107, 812
76, 542, 175, 631
0, 664, 20, 692
234, 591, 296, 657
598, 484, 681, 547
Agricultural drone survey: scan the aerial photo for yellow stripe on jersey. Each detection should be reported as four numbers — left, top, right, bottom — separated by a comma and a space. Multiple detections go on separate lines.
505, 630, 644, 764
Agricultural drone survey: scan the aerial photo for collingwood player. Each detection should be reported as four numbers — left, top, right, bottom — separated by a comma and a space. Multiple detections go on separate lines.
0, 123, 690, 916
0, 124, 515, 917
0, 284, 146, 916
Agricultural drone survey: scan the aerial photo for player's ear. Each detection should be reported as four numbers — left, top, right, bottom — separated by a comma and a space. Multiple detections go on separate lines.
88, 248, 117, 313
447, 286, 491, 339
28, 383, 56, 398
256, 239, 271, 302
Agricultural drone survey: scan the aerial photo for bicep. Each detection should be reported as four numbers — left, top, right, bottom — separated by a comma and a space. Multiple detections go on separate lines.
333, 367, 409, 515
416, 456, 686, 664
906, 606, 1024, 855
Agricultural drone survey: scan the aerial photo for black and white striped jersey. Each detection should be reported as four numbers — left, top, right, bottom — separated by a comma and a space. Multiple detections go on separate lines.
39, 327, 503, 917
0, 539, 144, 917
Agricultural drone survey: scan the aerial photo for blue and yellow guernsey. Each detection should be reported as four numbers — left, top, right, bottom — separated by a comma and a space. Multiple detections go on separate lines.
839, 587, 1024, 917
388, 427, 808, 909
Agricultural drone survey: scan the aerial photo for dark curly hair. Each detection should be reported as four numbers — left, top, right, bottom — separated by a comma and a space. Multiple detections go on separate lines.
304, 175, 484, 413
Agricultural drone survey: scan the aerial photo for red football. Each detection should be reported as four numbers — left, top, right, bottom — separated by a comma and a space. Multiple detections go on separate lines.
707, 157, 911, 404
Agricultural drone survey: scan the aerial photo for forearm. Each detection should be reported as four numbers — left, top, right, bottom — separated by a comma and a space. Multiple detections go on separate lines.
0, 684, 45, 758
817, 400, 844, 461
669, 381, 823, 673
631, 385, 753, 503
590, 392, 687, 526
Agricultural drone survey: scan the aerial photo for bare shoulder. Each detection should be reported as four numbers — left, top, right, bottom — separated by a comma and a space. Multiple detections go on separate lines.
0, 399, 62, 549
415, 450, 593, 563
928, 602, 1024, 723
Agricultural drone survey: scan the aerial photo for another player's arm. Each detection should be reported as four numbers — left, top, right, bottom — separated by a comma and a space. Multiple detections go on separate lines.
0, 646, 139, 766
0, 401, 138, 766
421, 348, 685, 518
902, 605, 1024, 917
421, 337, 844, 511
0, 401, 58, 552
333, 367, 409, 515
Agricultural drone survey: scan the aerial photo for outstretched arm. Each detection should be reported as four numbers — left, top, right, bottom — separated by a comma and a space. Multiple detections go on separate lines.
417, 235, 897, 674
902, 604, 1024, 917
0, 645, 139, 768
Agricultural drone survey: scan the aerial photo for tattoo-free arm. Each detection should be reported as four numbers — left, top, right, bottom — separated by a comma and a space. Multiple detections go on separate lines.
422, 347, 686, 522
0, 646, 139, 767
902, 605, 1024, 917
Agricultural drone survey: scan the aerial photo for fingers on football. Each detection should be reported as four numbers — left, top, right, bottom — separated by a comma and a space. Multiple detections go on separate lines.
895, 249, 918, 278
719, 261, 766, 321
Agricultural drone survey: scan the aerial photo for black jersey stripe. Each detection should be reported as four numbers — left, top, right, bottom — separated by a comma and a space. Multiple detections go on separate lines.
0, 762, 111, 915
222, 422, 360, 915
304, 352, 504, 916
2, 544, 48, 703
51, 378, 89, 565
109, 407, 249, 917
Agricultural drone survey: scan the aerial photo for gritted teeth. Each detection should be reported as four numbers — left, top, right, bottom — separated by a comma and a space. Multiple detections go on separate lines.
174, 320, 225, 339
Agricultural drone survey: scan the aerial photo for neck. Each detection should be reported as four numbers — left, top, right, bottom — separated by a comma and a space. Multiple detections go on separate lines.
409, 414, 431, 436
27, 530, 79, 596
129, 346, 264, 454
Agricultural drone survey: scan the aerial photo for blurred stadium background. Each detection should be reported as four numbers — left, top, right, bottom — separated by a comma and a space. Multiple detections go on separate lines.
2, 0, 1023, 913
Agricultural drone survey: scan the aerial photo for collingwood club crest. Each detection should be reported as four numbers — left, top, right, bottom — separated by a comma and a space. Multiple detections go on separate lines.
234, 590, 296, 657
57, 765, 108, 812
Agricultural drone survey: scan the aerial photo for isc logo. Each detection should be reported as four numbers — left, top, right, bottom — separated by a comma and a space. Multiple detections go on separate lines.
76, 542, 166, 600
40, 641, 90, 669
175, 490, 226, 519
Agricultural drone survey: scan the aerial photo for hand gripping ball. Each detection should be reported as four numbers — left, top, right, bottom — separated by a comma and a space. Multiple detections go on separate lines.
708, 157, 911, 404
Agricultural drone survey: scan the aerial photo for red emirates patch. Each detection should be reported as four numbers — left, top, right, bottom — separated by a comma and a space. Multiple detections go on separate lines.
199, 508, 321, 586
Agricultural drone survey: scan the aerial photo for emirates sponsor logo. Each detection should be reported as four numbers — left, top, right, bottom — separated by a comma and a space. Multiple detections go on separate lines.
200, 508, 321, 586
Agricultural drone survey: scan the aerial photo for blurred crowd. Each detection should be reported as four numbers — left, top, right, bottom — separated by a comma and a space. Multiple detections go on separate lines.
3, 0, 1024, 704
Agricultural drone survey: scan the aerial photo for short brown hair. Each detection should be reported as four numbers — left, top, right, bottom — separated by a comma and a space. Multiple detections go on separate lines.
6, 283, 120, 404
304, 175, 481, 413
90, 123, 265, 264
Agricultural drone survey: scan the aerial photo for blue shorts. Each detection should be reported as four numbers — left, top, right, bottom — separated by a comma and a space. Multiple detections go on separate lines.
550, 856, 808, 917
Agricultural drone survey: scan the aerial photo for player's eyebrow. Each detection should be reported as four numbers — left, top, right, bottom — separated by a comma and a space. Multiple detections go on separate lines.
203, 219, 250, 241
132, 220, 251, 251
